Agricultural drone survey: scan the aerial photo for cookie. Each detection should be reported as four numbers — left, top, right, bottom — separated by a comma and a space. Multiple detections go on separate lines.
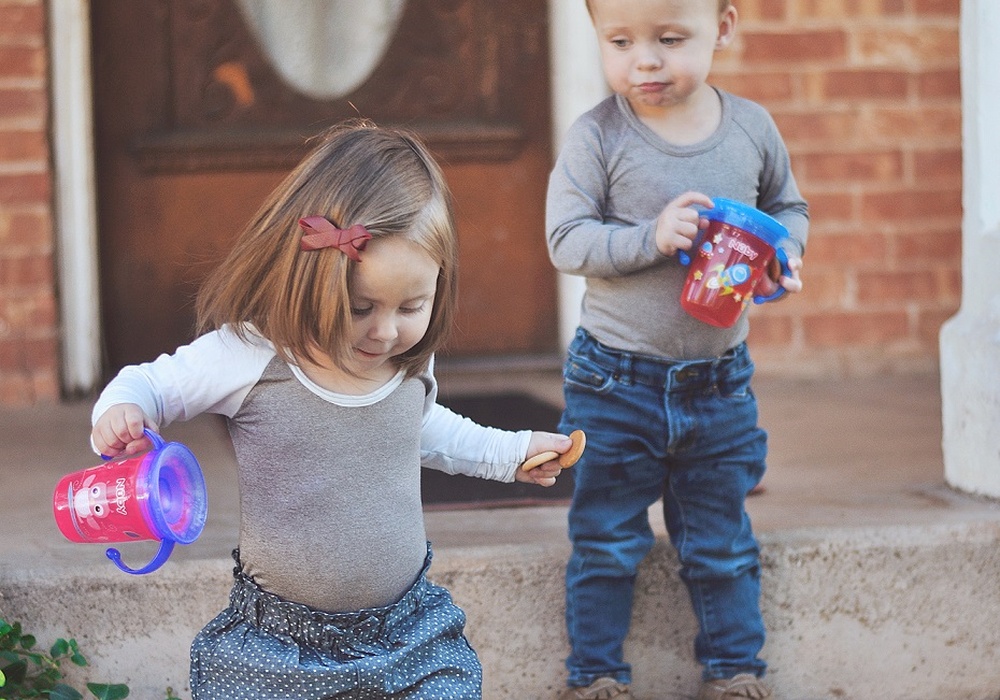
559, 429, 586, 468
520, 429, 587, 471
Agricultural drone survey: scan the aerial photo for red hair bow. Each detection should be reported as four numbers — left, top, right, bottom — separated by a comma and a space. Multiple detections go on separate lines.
298, 216, 372, 262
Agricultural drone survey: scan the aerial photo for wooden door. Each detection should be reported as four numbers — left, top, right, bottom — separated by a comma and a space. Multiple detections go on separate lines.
91, 0, 556, 378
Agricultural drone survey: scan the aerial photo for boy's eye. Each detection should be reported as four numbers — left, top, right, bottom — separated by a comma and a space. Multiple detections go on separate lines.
350, 306, 372, 317
660, 36, 682, 46
611, 38, 629, 48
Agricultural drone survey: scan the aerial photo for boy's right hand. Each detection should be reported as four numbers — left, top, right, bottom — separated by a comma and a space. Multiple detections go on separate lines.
654, 191, 715, 258
91, 403, 157, 458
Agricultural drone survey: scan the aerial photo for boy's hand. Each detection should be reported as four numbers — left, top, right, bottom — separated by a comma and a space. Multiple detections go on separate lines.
515, 432, 574, 487
756, 255, 804, 298
92, 403, 157, 458
655, 191, 715, 258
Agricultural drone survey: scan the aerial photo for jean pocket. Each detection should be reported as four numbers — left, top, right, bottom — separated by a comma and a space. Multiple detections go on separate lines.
563, 354, 615, 395
715, 356, 755, 399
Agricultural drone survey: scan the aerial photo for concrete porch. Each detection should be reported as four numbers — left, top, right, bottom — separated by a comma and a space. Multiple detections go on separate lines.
2, 370, 1000, 699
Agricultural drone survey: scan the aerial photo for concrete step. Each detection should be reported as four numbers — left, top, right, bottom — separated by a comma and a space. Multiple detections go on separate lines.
3, 520, 1000, 699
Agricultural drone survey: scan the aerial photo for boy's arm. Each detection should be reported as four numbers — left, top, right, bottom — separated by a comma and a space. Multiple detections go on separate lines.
545, 117, 666, 278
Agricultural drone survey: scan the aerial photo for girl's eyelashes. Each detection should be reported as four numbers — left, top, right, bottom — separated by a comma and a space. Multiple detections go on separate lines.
349, 301, 428, 317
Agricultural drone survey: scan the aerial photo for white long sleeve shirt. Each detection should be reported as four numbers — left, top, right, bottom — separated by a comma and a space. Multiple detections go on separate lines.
93, 326, 531, 611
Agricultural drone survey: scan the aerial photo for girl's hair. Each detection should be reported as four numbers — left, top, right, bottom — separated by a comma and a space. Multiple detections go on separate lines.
196, 119, 458, 378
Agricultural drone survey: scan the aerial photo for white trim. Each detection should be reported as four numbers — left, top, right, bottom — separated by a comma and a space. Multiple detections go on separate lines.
49, 0, 102, 394
547, 0, 607, 353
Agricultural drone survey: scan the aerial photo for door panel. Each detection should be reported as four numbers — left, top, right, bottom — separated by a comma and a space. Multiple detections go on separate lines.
91, 0, 556, 376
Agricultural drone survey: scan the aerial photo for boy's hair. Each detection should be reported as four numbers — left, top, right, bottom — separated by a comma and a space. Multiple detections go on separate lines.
585, 0, 731, 16
196, 119, 458, 378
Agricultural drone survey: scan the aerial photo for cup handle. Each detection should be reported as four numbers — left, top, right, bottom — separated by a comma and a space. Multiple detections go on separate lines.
677, 229, 705, 266
99, 428, 165, 461
752, 248, 792, 304
106, 539, 175, 575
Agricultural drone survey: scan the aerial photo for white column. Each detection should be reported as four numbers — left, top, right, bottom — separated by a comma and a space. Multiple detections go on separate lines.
49, 0, 102, 394
547, 0, 608, 352
939, 0, 1000, 497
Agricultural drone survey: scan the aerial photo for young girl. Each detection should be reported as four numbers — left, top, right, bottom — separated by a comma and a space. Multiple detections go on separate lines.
90, 120, 571, 700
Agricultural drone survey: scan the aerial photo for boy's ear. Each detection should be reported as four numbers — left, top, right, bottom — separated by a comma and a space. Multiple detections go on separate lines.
715, 5, 738, 50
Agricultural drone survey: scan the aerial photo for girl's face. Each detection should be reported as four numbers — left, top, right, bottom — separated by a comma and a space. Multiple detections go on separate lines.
346, 236, 439, 380
590, 0, 735, 115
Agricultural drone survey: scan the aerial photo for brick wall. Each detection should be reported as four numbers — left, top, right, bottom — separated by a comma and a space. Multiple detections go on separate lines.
713, 0, 962, 376
0, 0, 964, 404
0, 0, 58, 404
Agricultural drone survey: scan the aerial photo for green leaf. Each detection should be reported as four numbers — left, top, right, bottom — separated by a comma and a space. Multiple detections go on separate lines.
86, 683, 130, 700
49, 683, 85, 700
50, 639, 70, 657
20, 635, 37, 650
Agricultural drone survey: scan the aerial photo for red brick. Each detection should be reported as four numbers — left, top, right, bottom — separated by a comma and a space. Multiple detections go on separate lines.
0, 4, 44, 37
917, 307, 959, 345
727, 0, 788, 23
0, 253, 54, 287
0, 88, 47, 121
0, 45, 46, 80
855, 28, 959, 66
798, 192, 856, 226
913, 147, 962, 183
803, 231, 891, 268
866, 106, 961, 143
709, 72, 795, 103
860, 187, 962, 223
894, 228, 961, 265
918, 69, 961, 99
798, 0, 905, 19
772, 109, 861, 145
0, 209, 52, 246
0, 172, 50, 204
855, 267, 961, 304
789, 267, 849, 308
914, 0, 960, 17
803, 310, 909, 346
801, 150, 903, 183
0, 130, 48, 162
741, 30, 848, 64
822, 70, 909, 100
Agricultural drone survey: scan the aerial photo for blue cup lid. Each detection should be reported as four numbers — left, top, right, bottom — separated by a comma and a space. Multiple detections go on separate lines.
703, 198, 789, 248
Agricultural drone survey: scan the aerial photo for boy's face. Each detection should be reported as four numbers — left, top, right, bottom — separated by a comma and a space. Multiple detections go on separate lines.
589, 0, 736, 113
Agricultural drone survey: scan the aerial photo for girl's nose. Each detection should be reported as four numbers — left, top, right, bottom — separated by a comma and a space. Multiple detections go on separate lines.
368, 314, 398, 342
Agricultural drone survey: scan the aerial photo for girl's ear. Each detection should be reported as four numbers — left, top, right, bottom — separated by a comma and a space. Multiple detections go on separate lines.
715, 5, 738, 50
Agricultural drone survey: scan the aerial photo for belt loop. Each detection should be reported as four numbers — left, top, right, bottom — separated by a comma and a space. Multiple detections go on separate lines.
617, 352, 633, 386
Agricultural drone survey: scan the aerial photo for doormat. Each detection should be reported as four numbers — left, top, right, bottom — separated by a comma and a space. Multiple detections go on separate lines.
422, 392, 575, 509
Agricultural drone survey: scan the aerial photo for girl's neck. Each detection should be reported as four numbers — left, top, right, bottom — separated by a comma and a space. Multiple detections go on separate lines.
296, 353, 398, 395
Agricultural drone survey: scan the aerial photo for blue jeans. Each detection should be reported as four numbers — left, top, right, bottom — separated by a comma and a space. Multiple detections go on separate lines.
561, 329, 768, 687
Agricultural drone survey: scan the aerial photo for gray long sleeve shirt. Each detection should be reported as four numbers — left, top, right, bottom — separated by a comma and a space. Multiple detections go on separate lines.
546, 90, 809, 360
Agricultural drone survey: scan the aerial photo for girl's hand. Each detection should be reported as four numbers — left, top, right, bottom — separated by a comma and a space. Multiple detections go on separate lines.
655, 191, 715, 258
756, 255, 804, 298
91, 403, 157, 458
515, 432, 574, 487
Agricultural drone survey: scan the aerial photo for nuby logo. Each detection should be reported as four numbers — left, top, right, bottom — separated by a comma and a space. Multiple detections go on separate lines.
115, 477, 129, 515
727, 237, 758, 260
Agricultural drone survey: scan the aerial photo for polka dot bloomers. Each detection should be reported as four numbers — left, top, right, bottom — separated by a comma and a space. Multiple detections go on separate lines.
189, 546, 482, 699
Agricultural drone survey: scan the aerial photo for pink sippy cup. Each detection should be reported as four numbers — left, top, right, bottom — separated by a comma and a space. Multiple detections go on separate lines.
53, 429, 207, 575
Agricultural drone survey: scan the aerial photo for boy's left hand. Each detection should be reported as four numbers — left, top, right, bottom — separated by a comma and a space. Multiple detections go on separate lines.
757, 255, 803, 298
515, 432, 573, 487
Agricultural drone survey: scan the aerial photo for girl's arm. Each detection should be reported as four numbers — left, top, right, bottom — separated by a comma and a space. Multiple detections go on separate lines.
91, 325, 275, 455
